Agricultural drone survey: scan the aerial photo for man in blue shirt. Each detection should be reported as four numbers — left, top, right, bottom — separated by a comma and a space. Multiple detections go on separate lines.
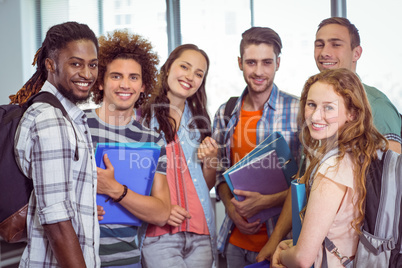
213, 26, 301, 268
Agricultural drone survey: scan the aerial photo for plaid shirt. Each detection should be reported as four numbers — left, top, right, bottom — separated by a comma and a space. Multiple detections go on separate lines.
212, 84, 300, 253
15, 81, 100, 267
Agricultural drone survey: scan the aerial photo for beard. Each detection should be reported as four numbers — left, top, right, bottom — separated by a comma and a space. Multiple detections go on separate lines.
56, 82, 91, 105
54, 66, 92, 105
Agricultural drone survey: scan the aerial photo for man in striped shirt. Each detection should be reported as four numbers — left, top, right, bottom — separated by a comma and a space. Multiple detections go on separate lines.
85, 30, 170, 268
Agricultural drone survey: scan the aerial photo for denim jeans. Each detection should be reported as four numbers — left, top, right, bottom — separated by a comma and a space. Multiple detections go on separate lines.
225, 243, 259, 268
142, 232, 213, 268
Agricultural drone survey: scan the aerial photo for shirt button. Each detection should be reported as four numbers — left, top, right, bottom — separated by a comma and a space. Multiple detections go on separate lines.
85, 131, 88, 134
181, 141, 184, 144
193, 179, 197, 182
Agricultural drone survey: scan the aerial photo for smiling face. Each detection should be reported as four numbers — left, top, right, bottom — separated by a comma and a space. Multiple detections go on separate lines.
314, 24, 362, 72
239, 43, 280, 96
100, 58, 145, 112
167, 49, 207, 102
304, 81, 354, 140
46, 39, 98, 104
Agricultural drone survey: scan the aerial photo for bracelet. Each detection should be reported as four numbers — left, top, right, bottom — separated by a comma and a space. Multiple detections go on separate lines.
105, 185, 128, 203
113, 185, 128, 203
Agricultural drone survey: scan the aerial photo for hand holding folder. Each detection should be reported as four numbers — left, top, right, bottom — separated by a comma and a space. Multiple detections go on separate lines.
223, 132, 298, 223
95, 142, 161, 225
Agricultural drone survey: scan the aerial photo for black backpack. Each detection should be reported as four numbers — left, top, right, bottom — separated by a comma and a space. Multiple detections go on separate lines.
223, 96, 238, 127
0, 91, 78, 243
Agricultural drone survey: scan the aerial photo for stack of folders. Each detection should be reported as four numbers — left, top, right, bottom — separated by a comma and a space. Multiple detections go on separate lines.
291, 178, 307, 245
223, 132, 298, 223
95, 142, 161, 226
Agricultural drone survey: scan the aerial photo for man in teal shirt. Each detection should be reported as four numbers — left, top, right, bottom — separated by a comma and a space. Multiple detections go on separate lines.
313, 17, 401, 153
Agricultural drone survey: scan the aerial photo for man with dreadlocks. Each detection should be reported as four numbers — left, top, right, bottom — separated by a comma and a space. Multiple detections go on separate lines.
85, 30, 170, 268
12, 21, 100, 267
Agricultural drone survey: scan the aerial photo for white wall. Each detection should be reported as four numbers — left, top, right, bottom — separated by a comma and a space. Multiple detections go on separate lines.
0, 0, 36, 105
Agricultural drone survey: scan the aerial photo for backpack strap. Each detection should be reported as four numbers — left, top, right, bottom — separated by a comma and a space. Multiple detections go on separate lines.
223, 96, 238, 127
322, 237, 353, 267
28, 92, 79, 161
308, 148, 339, 188
400, 113, 402, 138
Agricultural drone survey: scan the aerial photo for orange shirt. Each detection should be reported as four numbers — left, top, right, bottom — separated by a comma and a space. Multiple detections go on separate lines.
146, 136, 209, 237
229, 106, 268, 252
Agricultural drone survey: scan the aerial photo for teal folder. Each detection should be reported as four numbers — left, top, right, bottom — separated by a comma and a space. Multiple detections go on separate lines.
95, 142, 161, 225
291, 179, 307, 245
223, 132, 298, 223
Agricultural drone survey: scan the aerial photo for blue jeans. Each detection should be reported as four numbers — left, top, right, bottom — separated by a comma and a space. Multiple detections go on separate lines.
142, 232, 213, 268
225, 243, 259, 268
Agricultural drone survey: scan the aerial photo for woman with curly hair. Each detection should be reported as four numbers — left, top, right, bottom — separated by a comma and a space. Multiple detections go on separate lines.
271, 68, 388, 268
84, 30, 171, 268
141, 44, 218, 267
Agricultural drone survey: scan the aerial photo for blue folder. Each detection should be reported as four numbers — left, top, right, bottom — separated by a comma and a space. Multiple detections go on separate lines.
95, 142, 161, 225
245, 260, 270, 268
291, 178, 307, 245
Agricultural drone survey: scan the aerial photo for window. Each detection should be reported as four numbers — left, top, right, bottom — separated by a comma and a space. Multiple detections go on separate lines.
179, 0, 330, 117
253, 0, 329, 100
41, 0, 100, 38
180, 0, 251, 117
40, 0, 168, 66
348, 0, 402, 112
37, 0, 401, 114
102, 0, 168, 63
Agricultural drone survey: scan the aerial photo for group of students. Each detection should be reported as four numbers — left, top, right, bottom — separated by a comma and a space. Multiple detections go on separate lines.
9, 16, 401, 268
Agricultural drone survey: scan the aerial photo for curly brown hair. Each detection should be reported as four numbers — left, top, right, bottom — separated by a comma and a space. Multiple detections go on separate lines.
92, 30, 159, 108
298, 68, 388, 232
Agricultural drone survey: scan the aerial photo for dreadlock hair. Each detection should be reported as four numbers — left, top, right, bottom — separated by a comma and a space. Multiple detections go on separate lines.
9, 21, 98, 105
143, 44, 211, 144
92, 30, 159, 109
298, 68, 388, 232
